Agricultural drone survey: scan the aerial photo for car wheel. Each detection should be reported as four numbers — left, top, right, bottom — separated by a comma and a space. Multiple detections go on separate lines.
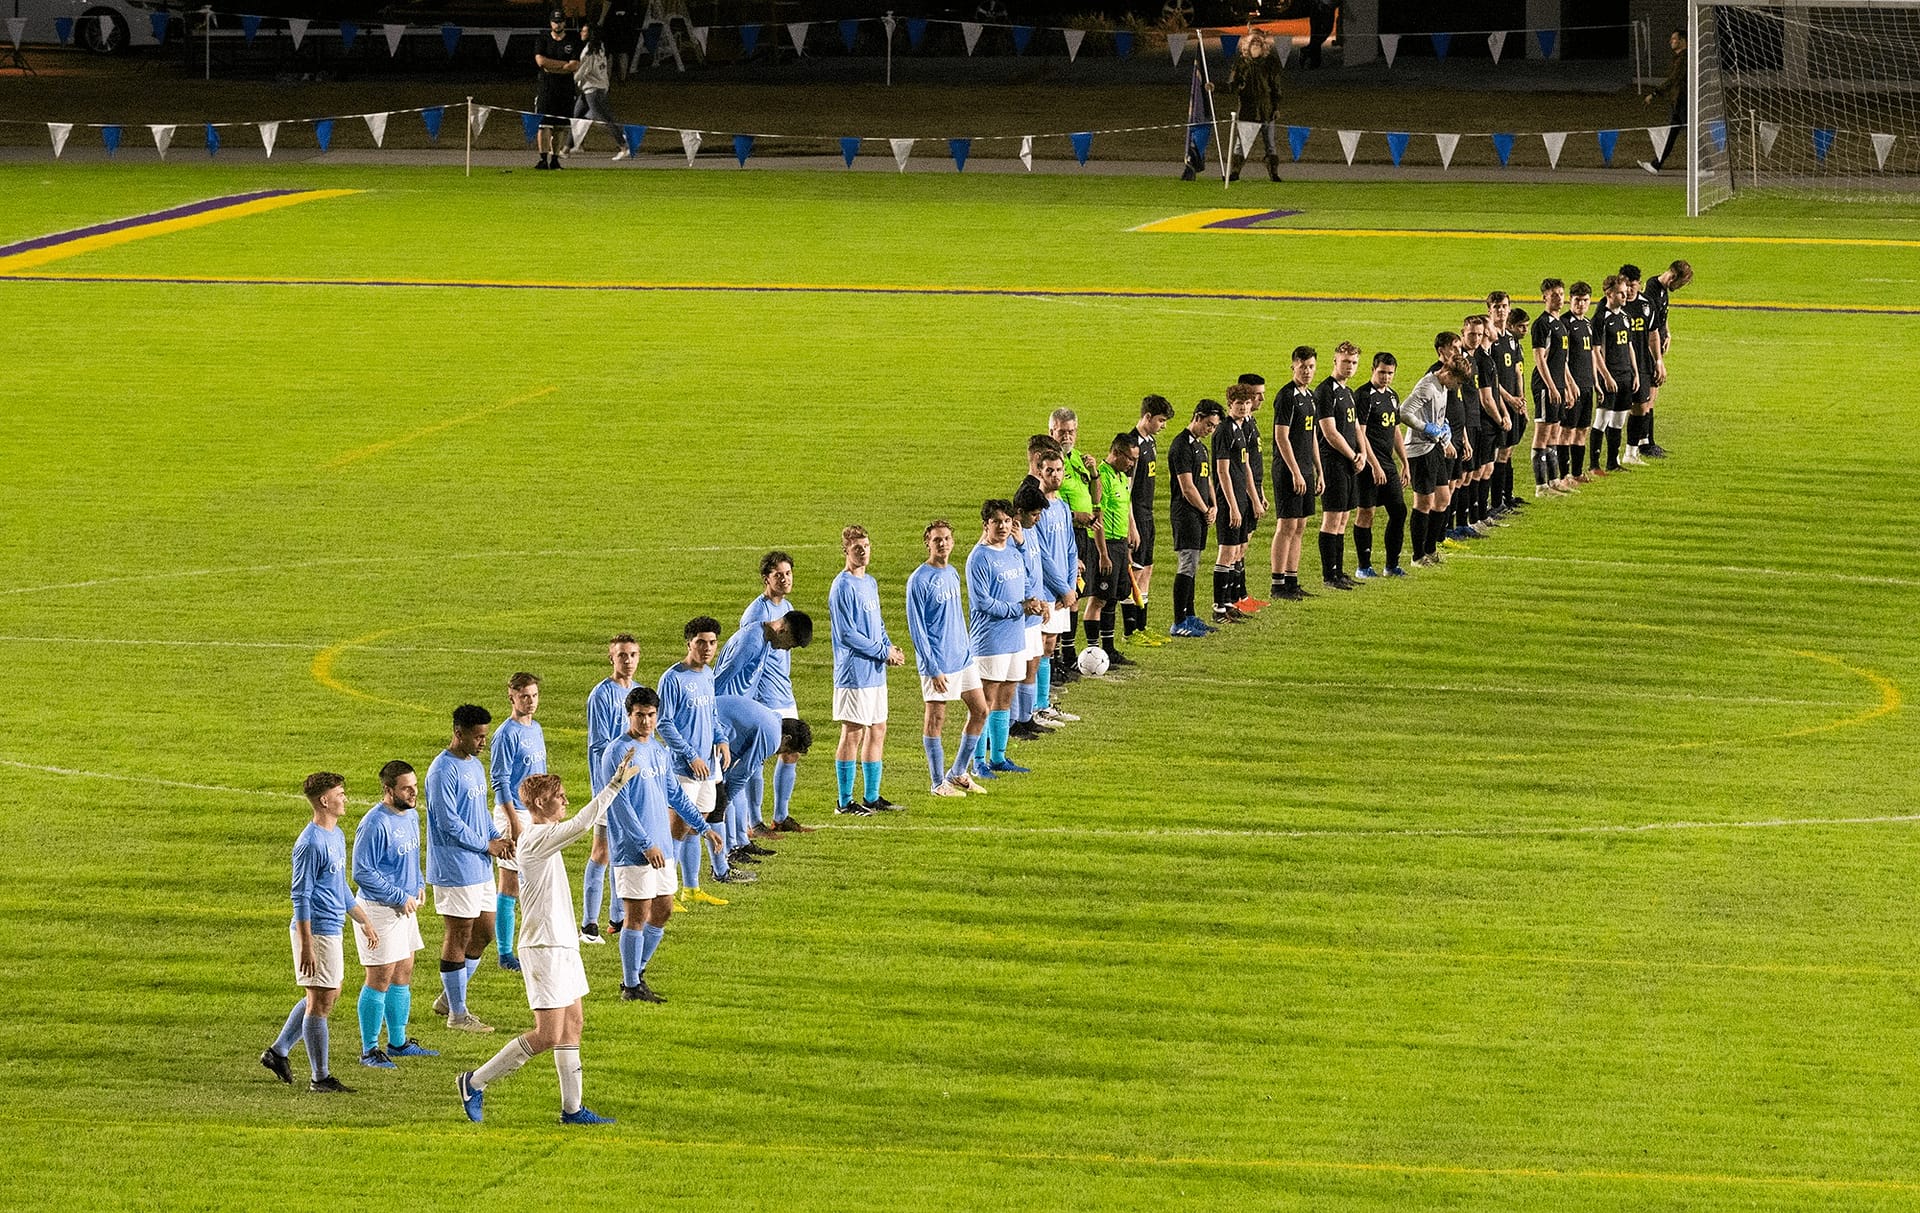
80, 9, 129, 54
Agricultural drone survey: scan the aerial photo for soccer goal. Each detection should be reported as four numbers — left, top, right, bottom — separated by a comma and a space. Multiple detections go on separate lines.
1688, 0, 1920, 215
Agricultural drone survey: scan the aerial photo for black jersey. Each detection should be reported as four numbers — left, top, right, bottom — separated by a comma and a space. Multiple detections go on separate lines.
1492, 333, 1524, 398
1597, 306, 1636, 377
1643, 277, 1671, 340
1565, 314, 1596, 388
1353, 382, 1401, 468
1129, 427, 1158, 516
1211, 417, 1249, 502
1313, 376, 1359, 459
1530, 311, 1570, 387
537, 33, 582, 100
1238, 414, 1264, 489
1427, 360, 1470, 435
1624, 297, 1655, 366
1471, 348, 1500, 425
1167, 428, 1212, 514
1274, 382, 1318, 473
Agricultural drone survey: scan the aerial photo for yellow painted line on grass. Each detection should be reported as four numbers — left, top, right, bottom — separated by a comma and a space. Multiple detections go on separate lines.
328, 385, 559, 468
310, 614, 585, 734
1133, 208, 1920, 248
0, 189, 360, 273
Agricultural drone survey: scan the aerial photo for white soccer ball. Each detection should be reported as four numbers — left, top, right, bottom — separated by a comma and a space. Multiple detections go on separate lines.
1076, 647, 1110, 676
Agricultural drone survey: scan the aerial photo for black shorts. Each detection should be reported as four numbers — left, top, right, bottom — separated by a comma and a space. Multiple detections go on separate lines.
1409, 448, 1448, 495
1272, 474, 1316, 519
1472, 428, 1499, 469
1320, 458, 1360, 512
1216, 502, 1249, 546
1570, 383, 1596, 430
536, 83, 575, 123
1171, 507, 1208, 554
1131, 511, 1155, 567
1531, 381, 1557, 425
1505, 410, 1528, 448
1087, 538, 1131, 602
1605, 382, 1635, 418
1355, 471, 1403, 509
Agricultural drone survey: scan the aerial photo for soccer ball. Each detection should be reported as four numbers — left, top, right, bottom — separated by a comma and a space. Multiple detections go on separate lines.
1076, 647, 1110, 676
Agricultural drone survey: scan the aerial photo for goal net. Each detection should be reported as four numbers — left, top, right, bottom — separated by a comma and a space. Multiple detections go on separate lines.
1689, 0, 1920, 214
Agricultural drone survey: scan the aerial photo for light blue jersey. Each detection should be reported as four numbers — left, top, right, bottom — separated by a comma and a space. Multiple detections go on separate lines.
290, 821, 351, 934
596, 734, 708, 864
715, 694, 782, 776
1014, 530, 1046, 614
586, 677, 633, 794
904, 562, 973, 678
424, 749, 498, 888
656, 662, 719, 780
829, 569, 891, 690
488, 717, 548, 810
1035, 497, 1077, 602
966, 540, 1028, 657
715, 596, 794, 709
351, 801, 423, 910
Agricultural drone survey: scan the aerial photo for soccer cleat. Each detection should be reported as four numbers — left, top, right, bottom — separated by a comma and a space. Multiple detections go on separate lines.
866, 795, 904, 812
989, 759, 1031, 774
951, 774, 987, 795
744, 841, 777, 857
1169, 618, 1202, 637
1222, 604, 1248, 621
260, 1048, 293, 1084
1441, 538, 1470, 552
458, 1072, 484, 1121
726, 846, 762, 865
835, 800, 876, 815
1273, 586, 1306, 602
432, 990, 449, 1017
635, 977, 667, 1003
774, 816, 816, 833
1323, 578, 1354, 591
1236, 596, 1269, 611
1386, 565, 1410, 577
1039, 706, 1080, 723
498, 953, 522, 972
1647, 443, 1669, 458
711, 867, 757, 884
1352, 567, 1378, 579
562, 1106, 617, 1125
690, 886, 733, 904
970, 762, 1000, 781
749, 824, 780, 840
620, 984, 647, 1001
1107, 650, 1137, 667
446, 1013, 494, 1034
609, 920, 625, 936
579, 922, 605, 945
361, 1048, 397, 1070
387, 1038, 439, 1058
310, 1075, 355, 1094
1335, 574, 1361, 589
930, 781, 968, 798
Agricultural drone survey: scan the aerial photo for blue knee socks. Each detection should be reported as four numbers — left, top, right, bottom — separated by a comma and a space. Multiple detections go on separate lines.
774, 760, 797, 821
947, 733, 980, 785
356, 985, 385, 1053
495, 895, 517, 958
271, 998, 306, 1056
302, 1014, 330, 1081
440, 960, 470, 1018
677, 835, 701, 889
1036, 659, 1051, 710
835, 759, 857, 806
923, 736, 946, 789
988, 710, 1010, 762
384, 984, 411, 1046
861, 760, 882, 802
619, 925, 644, 986
583, 859, 606, 926
640, 922, 664, 971
1015, 681, 1036, 723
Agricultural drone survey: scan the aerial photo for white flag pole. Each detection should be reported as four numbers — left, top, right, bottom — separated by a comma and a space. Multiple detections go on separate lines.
1194, 28, 1228, 187
202, 6, 211, 79
885, 9, 892, 85
465, 95, 472, 177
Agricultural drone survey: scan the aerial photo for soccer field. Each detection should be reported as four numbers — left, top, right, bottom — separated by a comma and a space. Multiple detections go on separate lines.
4, 164, 1920, 1210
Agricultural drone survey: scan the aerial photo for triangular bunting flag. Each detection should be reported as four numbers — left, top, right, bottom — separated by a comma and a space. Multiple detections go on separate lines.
1011, 25, 1031, 54
1430, 32, 1450, 59
1168, 31, 1187, 63
1287, 124, 1309, 161
890, 137, 914, 172
472, 105, 491, 135
1386, 131, 1410, 166
1757, 120, 1780, 157
382, 23, 404, 55
149, 11, 168, 43
422, 106, 444, 142
1872, 132, 1896, 170
259, 120, 279, 157
907, 18, 926, 48
571, 116, 593, 148
622, 124, 646, 153
1813, 128, 1835, 162
1434, 132, 1459, 169
1379, 33, 1398, 67
205, 123, 220, 157
1190, 124, 1212, 157
53, 17, 72, 44
241, 14, 260, 43
1235, 120, 1260, 157
1219, 33, 1239, 59
363, 112, 388, 147
1488, 30, 1506, 64
839, 18, 859, 51
1274, 39, 1291, 67
1596, 128, 1619, 165
740, 24, 759, 55
288, 16, 308, 48
733, 134, 753, 165
680, 129, 701, 164
882, 15, 895, 39
1646, 125, 1673, 161
1491, 132, 1514, 166
1707, 120, 1727, 153
520, 111, 539, 144
315, 118, 333, 152
492, 29, 510, 55
101, 125, 121, 156
949, 137, 970, 172
441, 25, 460, 56
1338, 129, 1362, 165
97, 14, 110, 43
1019, 134, 1033, 171
1069, 131, 1092, 165
690, 26, 708, 52
839, 136, 861, 167
787, 22, 807, 53
150, 124, 175, 159
1542, 130, 1565, 168
1112, 30, 1132, 58
1063, 27, 1083, 61
961, 21, 981, 54
1536, 29, 1556, 58
339, 20, 358, 53
48, 122, 72, 158
6, 16, 25, 47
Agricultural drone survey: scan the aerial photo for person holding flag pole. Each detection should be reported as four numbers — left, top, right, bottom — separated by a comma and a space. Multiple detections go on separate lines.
1180, 35, 1229, 183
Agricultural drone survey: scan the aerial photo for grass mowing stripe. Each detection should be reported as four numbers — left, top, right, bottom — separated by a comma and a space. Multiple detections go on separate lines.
1134, 208, 1920, 249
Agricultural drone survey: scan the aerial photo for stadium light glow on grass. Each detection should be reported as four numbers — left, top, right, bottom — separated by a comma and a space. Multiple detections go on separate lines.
2, 164, 1919, 1210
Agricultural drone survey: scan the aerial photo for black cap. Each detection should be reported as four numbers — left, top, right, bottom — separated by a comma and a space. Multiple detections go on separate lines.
549, 9, 566, 22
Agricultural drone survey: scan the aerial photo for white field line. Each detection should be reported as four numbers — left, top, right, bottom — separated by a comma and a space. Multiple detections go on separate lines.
0, 759, 294, 800
1453, 552, 1920, 589
0, 634, 570, 658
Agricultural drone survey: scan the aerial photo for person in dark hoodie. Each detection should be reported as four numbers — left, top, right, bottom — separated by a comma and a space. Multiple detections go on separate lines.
1222, 30, 1284, 182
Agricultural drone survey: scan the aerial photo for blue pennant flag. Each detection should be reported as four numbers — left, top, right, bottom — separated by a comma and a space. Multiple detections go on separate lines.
339, 20, 357, 52
642, 24, 659, 51
441, 25, 460, 56
1219, 33, 1239, 59
1813, 128, 1835, 161
101, 124, 121, 155
1708, 120, 1727, 153
1492, 132, 1515, 165
1386, 131, 1410, 165
1430, 32, 1450, 59
1011, 25, 1032, 53
422, 106, 444, 141
948, 137, 970, 171
1070, 131, 1092, 165
149, 11, 168, 42
624, 124, 647, 153
740, 24, 759, 55
839, 18, 859, 51
1112, 30, 1132, 58
733, 134, 753, 165
839, 135, 861, 166
907, 18, 926, 48
241, 14, 260, 43
205, 123, 219, 157
1189, 124, 1212, 156
1536, 29, 1556, 58
53, 17, 72, 43
1288, 124, 1309, 161
1596, 128, 1619, 164
315, 118, 333, 151
520, 112, 539, 144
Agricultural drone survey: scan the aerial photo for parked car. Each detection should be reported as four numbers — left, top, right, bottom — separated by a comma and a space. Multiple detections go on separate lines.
13, 0, 170, 52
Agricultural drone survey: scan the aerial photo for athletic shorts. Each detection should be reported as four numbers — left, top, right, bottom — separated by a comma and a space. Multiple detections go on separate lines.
1041, 603, 1073, 635
1170, 507, 1208, 553
1572, 384, 1596, 430
676, 776, 717, 835
976, 650, 1025, 682
1472, 427, 1500, 469
776, 703, 798, 721
1354, 472, 1403, 509
1023, 621, 1043, 660
832, 684, 888, 726
1632, 358, 1655, 404
615, 861, 677, 901
1131, 511, 1155, 567
1272, 472, 1315, 519
1319, 458, 1360, 512
353, 900, 425, 967
1603, 382, 1635, 419
433, 878, 497, 920
919, 662, 982, 702
536, 83, 575, 123
1409, 448, 1448, 495
1505, 410, 1528, 448
490, 803, 530, 873
289, 924, 344, 991
1215, 507, 1248, 546
1531, 381, 1562, 425
520, 944, 589, 1010
1085, 539, 1130, 603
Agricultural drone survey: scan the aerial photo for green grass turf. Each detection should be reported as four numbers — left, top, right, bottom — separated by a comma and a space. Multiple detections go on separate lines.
3, 165, 1920, 1210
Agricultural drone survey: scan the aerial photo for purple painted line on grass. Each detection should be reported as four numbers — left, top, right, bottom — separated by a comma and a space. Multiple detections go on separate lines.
0, 190, 304, 260
1203, 209, 1305, 229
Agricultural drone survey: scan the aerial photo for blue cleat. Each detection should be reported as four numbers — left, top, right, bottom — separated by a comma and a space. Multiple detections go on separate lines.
361, 1048, 397, 1069
458, 1071, 484, 1123
972, 761, 1000, 781
1385, 566, 1410, 578
387, 1038, 439, 1058
1352, 566, 1378, 579
560, 1107, 617, 1125
989, 760, 1031, 774
497, 954, 522, 972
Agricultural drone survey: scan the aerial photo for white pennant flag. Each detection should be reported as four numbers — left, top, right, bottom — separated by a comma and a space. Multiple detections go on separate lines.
1274, 39, 1292, 66
1757, 120, 1780, 158
99, 13, 111, 42
680, 129, 701, 164
690, 25, 708, 51
1379, 33, 1399, 67
890, 137, 914, 171
1872, 132, 1896, 170
1541, 131, 1566, 168
960, 21, 982, 54
150, 124, 176, 158
258, 121, 279, 157
363, 112, 388, 146
492, 29, 510, 55
7, 17, 26, 47
1019, 135, 1033, 172
1235, 120, 1260, 156
787, 22, 807, 53
287, 16, 309, 48
1487, 30, 1506, 64
882, 15, 895, 38
382, 23, 404, 55
1063, 28, 1084, 61
472, 105, 491, 135
570, 117, 592, 148
1435, 132, 1459, 169
1646, 125, 1673, 161
1338, 129, 1362, 165
1167, 31, 1187, 63
48, 122, 72, 158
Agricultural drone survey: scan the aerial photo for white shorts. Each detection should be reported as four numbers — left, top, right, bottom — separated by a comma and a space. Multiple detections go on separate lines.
289, 924, 344, 991
1023, 622, 1044, 660
832, 684, 888, 726
520, 944, 589, 1010
615, 861, 679, 900
776, 704, 798, 721
353, 901, 425, 967
919, 662, 981, 702
1041, 606, 1072, 635
677, 775, 718, 815
433, 878, 497, 920
976, 651, 1025, 682
490, 804, 529, 872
